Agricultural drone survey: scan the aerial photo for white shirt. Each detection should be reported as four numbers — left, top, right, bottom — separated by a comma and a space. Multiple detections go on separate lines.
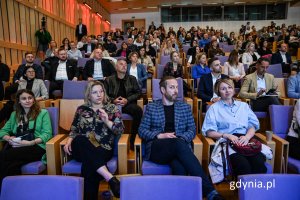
280, 51, 287, 64
55, 61, 68, 80
87, 44, 92, 53
288, 100, 300, 138
211, 73, 221, 99
93, 60, 103, 80
67, 49, 82, 60
256, 75, 266, 94
130, 66, 138, 80
79, 24, 82, 34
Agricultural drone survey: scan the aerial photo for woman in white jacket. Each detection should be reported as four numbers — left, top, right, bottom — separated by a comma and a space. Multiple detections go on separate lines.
242, 42, 260, 69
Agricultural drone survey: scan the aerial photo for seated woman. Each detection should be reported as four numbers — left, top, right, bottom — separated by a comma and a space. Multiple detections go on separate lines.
242, 41, 260, 70
127, 52, 148, 89
144, 38, 157, 65
257, 40, 272, 57
161, 39, 176, 56
202, 79, 267, 176
223, 50, 245, 88
235, 40, 244, 57
208, 40, 225, 59
63, 81, 124, 199
191, 53, 210, 87
0, 89, 52, 188
163, 51, 183, 78
138, 46, 154, 76
60, 37, 71, 51
115, 42, 130, 61
286, 100, 300, 160
227, 32, 237, 45
187, 46, 202, 68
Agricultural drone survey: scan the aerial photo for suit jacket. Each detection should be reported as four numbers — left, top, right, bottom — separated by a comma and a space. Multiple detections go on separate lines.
138, 100, 196, 160
83, 59, 116, 80
271, 51, 292, 65
18, 78, 49, 100
127, 64, 148, 88
47, 59, 79, 81
80, 43, 96, 53
0, 63, 10, 82
239, 72, 280, 100
75, 24, 87, 38
197, 73, 229, 103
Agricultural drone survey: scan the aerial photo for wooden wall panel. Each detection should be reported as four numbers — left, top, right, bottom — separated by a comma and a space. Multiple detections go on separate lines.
0, 1, 4, 41
25, 5, 31, 46
1, 0, 10, 41
0, 48, 5, 63
13, 1, 21, 44
19, 4, 28, 45
7, 0, 17, 43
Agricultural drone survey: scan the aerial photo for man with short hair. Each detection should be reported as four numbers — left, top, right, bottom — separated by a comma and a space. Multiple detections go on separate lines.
75, 18, 87, 42
197, 57, 228, 111
239, 58, 281, 112
5, 52, 43, 100
139, 76, 224, 200
287, 66, 300, 98
80, 36, 96, 57
47, 48, 79, 96
271, 43, 292, 74
83, 48, 116, 81
103, 35, 117, 57
127, 38, 138, 53
0, 54, 9, 100
104, 58, 143, 149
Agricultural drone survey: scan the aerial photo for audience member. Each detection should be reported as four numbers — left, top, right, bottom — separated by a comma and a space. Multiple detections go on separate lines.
80, 36, 96, 57
192, 53, 211, 84
127, 52, 148, 89
67, 41, 82, 60
45, 40, 57, 58
271, 43, 292, 74
103, 35, 117, 57
287, 100, 300, 160
208, 40, 225, 59
75, 18, 87, 41
287, 70, 300, 98
242, 42, 260, 69
116, 42, 130, 61
0, 54, 9, 100
257, 40, 272, 57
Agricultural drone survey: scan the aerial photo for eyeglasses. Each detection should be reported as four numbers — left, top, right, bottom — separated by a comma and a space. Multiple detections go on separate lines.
26, 71, 35, 73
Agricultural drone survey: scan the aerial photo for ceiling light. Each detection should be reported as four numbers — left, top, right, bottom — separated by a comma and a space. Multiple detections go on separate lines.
132, 7, 142, 9
83, 2, 92, 10
147, 6, 157, 9
105, 20, 111, 24
96, 12, 102, 18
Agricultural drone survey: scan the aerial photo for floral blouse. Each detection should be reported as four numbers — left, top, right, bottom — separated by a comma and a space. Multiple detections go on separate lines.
69, 103, 124, 151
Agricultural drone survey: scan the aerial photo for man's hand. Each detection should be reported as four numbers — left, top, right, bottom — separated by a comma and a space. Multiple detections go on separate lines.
157, 132, 177, 139
87, 77, 94, 81
257, 89, 266, 97
72, 77, 78, 81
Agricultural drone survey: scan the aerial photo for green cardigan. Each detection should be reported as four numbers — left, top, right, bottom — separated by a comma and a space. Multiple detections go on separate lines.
0, 109, 52, 163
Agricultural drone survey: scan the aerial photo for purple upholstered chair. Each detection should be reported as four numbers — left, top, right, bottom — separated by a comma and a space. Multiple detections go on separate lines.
0, 175, 84, 200
269, 105, 300, 173
160, 55, 171, 66
156, 64, 165, 79
216, 55, 228, 66
152, 78, 184, 101
182, 45, 190, 55
22, 58, 41, 66
21, 107, 59, 174
62, 80, 88, 99
77, 58, 90, 68
266, 63, 283, 78
120, 176, 202, 200
238, 174, 300, 200
222, 45, 235, 53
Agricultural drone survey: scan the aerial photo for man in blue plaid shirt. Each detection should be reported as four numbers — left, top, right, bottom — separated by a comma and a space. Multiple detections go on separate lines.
138, 76, 224, 200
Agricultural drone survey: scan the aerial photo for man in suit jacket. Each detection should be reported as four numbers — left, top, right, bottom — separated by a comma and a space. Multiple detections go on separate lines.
197, 57, 228, 111
75, 18, 87, 41
239, 58, 281, 112
80, 36, 95, 57
138, 76, 224, 200
47, 48, 79, 96
83, 48, 116, 81
271, 43, 292, 74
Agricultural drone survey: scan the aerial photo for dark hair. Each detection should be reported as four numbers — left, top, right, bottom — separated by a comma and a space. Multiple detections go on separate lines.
227, 50, 239, 66
208, 57, 219, 68
23, 66, 36, 76
117, 57, 127, 63
58, 48, 66, 53
15, 89, 41, 122
159, 76, 176, 93
128, 51, 139, 59
170, 51, 178, 60
62, 37, 69, 44
256, 57, 270, 65
25, 51, 34, 57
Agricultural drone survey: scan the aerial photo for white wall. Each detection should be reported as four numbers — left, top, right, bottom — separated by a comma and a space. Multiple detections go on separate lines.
111, 5, 300, 34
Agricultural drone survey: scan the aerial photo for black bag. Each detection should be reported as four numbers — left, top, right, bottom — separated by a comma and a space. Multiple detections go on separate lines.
15, 120, 36, 141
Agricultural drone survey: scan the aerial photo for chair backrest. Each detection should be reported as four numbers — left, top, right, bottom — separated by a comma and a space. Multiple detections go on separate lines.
0, 175, 84, 200
62, 80, 88, 99
160, 55, 171, 66
46, 107, 59, 135
77, 58, 90, 68
274, 78, 288, 98
182, 45, 190, 55
156, 64, 165, 79
222, 45, 235, 53
59, 99, 84, 131
269, 105, 294, 139
266, 63, 283, 78
120, 175, 202, 200
238, 174, 300, 200
216, 56, 228, 66
152, 78, 184, 101
22, 58, 41, 66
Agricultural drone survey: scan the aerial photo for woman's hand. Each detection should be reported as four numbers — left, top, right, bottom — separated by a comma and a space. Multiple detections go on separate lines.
64, 138, 73, 155
98, 108, 109, 123
226, 134, 239, 145
238, 135, 250, 146
11, 140, 34, 148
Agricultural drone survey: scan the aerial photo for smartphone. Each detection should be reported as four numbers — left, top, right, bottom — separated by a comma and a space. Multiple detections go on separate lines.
266, 88, 276, 95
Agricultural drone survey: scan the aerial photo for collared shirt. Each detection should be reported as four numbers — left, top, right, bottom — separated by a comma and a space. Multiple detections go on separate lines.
55, 61, 68, 80
93, 59, 103, 80
202, 100, 259, 136
67, 49, 82, 60
79, 24, 82, 34
256, 75, 266, 94
87, 44, 92, 53
129, 66, 138, 80
280, 51, 287, 63
211, 73, 221, 99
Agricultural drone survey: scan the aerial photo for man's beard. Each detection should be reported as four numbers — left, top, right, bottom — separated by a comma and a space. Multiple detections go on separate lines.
165, 93, 177, 102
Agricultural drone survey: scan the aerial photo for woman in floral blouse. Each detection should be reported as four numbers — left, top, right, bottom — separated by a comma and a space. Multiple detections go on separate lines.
63, 81, 124, 200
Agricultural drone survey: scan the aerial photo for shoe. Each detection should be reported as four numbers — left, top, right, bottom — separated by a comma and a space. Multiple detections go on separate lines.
212, 194, 225, 200
108, 176, 120, 198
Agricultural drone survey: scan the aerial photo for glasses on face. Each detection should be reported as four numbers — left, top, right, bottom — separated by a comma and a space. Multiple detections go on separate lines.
26, 71, 35, 73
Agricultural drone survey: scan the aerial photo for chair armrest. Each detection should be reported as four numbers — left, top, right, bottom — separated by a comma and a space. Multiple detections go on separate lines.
148, 98, 153, 103
51, 99, 60, 108
255, 133, 276, 173
46, 134, 68, 175
137, 98, 143, 110
134, 135, 142, 174
193, 97, 202, 134
269, 134, 289, 173
279, 97, 291, 106
184, 97, 193, 111
200, 134, 216, 173
118, 134, 129, 175
38, 99, 52, 108
146, 79, 152, 99
192, 135, 203, 164
240, 98, 251, 105
59, 137, 69, 169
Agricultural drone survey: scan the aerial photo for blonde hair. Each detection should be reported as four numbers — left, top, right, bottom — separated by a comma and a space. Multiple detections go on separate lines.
214, 78, 235, 97
84, 81, 109, 106
195, 53, 206, 65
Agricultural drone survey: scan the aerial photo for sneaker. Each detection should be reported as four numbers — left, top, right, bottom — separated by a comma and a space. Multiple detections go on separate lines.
108, 177, 120, 198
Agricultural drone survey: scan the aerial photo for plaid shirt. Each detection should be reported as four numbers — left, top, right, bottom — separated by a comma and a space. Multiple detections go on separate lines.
138, 99, 196, 160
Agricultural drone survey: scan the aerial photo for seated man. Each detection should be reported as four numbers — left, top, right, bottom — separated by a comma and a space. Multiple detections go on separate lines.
104, 58, 143, 149
271, 43, 292, 74
287, 68, 300, 98
80, 36, 95, 57
103, 35, 117, 57
197, 57, 228, 112
47, 48, 79, 97
0, 53, 9, 100
239, 58, 281, 112
138, 76, 224, 200
5, 52, 43, 100
83, 48, 116, 81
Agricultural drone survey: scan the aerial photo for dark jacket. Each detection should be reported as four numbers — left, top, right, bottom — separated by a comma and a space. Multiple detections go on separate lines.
0, 63, 10, 82
80, 43, 96, 53
104, 42, 117, 55
197, 73, 229, 103
104, 74, 141, 104
47, 59, 79, 81
83, 59, 116, 80
75, 24, 87, 38
163, 62, 183, 78
13, 64, 43, 83
271, 51, 292, 65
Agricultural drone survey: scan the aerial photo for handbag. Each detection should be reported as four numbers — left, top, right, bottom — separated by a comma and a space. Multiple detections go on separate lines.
229, 137, 262, 156
15, 120, 36, 141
